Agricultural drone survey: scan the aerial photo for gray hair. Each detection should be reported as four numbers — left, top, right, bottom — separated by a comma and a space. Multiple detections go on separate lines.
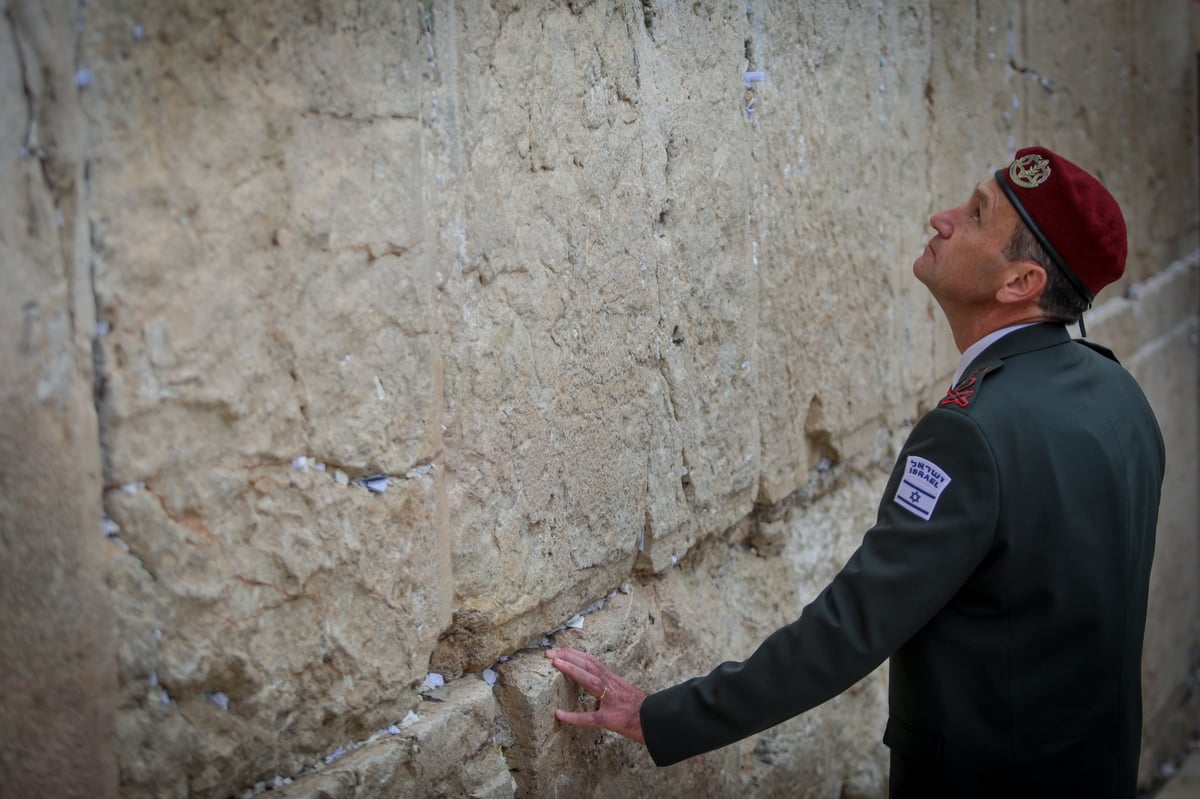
1004, 221, 1090, 323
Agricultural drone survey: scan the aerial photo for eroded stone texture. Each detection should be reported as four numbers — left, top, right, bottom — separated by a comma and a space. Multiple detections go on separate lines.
80, 2, 450, 796
105, 471, 444, 794
430, 1, 763, 669
488, 469, 891, 799
749, 2, 936, 504
0, 2, 117, 797
1107, 258, 1200, 779
274, 678, 513, 799
3, 1, 1195, 798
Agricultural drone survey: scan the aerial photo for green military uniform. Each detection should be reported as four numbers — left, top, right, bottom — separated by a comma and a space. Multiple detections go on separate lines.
641, 323, 1165, 798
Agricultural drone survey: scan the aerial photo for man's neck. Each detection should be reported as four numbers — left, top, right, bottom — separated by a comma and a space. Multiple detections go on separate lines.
950, 322, 1042, 388
948, 308, 1052, 354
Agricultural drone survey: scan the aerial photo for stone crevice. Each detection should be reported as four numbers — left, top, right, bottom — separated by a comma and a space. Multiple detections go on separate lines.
6, 5, 38, 160
8, 6, 66, 268
299, 107, 422, 124
88, 167, 113, 485
1006, 58, 1058, 93
101, 522, 157, 584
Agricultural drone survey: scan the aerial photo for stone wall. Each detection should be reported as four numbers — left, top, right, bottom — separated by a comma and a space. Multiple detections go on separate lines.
1, 2, 118, 797
0, 1, 1196, 797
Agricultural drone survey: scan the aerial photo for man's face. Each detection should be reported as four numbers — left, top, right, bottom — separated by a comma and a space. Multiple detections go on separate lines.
913, 176, 1020, 308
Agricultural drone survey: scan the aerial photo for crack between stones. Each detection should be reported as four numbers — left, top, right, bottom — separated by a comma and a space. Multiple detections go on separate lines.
299, 108, 422, 124
6, 5, 38, 161
1007, 58, 1058, 93
650, 281, 685, 575
9, 4, 126, 579
9, 7, 69, 292
65, 5, 122, 583
282, 453, 439, 497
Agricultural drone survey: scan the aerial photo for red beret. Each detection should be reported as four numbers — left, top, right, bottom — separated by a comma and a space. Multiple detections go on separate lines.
994, 146, 1127, 304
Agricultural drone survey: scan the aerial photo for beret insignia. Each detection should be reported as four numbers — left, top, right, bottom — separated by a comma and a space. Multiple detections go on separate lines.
1008, 153, 1051, 189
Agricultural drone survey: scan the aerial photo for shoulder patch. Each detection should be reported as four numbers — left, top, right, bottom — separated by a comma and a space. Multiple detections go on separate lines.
894, 455, 952, 521
940, 365, 994, 408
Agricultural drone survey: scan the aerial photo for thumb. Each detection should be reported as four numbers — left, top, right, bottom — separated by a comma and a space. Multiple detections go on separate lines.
554, 705, 609, 729
554, 708, 604, 728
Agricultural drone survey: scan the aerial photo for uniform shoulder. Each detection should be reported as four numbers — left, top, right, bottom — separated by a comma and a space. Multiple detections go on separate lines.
1074, 338, 1121, 364
938, 361, 1005, 411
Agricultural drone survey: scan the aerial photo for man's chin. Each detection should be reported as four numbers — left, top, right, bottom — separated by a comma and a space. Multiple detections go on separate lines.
912, 258, 931, 283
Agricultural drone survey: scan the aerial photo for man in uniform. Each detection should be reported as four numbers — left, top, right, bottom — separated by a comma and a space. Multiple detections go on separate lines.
546, 146, 1166, 798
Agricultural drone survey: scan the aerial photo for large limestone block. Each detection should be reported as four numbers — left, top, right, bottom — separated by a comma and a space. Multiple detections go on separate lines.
1130, 263, 1200, 779
106, 471, 443, 797
86, 4, 438, 478
77, 3, 449, 796
746, 3, 938, 503
0, 2, 117, 796
926, 2, 1025, 190
431, 1, 762, 669
428, 0, 964, 677
1084, 256, 1200, 366
1134, 258, 1200, 345
274, 678, 513, 799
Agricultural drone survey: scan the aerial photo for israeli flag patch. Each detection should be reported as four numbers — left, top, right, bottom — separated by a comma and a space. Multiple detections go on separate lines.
894, 455, 951, 521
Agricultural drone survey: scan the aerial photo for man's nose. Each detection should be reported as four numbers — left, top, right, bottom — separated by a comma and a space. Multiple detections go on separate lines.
929, 207, 955, 238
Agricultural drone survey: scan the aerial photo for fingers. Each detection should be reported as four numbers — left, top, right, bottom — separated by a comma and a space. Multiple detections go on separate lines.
545, 647, 604, 676
545, 647, 607, 697
544, 648, 649, 746
544, 648, 611, 726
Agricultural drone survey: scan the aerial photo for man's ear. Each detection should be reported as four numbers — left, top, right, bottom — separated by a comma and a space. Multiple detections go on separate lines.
996, 261, 1047, 305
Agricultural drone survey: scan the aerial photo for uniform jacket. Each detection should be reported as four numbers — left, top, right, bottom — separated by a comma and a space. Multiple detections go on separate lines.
640, 323, 1165, 798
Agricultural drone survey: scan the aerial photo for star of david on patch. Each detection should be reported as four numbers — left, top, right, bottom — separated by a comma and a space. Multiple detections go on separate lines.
894, 455, 952, 521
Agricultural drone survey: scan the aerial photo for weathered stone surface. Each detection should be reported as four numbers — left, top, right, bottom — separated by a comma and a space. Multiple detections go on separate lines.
429, 1, 763, 669
1115, 258, 1200, 780
491, 468, 890, 798
105, 470, 444, 795
1, 2, 1196, 797
274, 678, 512, 799
1023, 1, 1197, 290
76, 2, 450, 795
750, 2, 937, 504
0, 2, 118, 797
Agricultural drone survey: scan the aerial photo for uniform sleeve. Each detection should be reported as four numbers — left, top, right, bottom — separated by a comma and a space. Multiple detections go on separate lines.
641, 407, 1000, 766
